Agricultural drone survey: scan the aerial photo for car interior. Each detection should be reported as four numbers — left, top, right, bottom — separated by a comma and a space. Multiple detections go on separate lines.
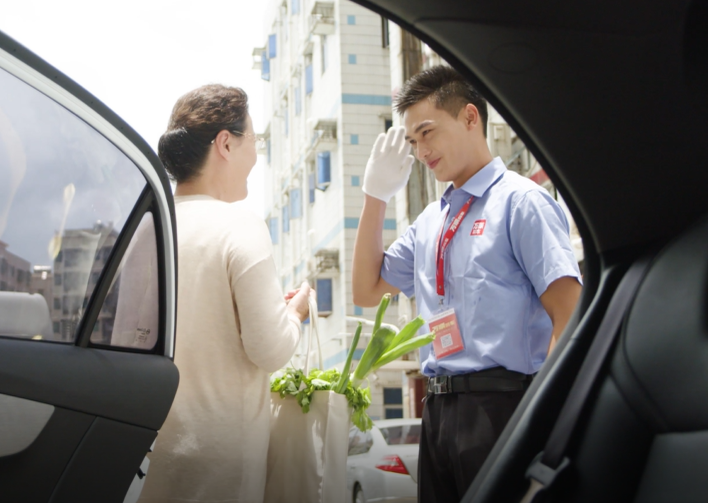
355, 0, 708, 502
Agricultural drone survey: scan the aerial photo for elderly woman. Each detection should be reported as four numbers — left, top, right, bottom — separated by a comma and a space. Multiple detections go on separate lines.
138, 84, 310, 503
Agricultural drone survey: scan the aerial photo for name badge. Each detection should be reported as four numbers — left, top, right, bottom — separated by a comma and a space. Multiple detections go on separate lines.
428, 308, 464, 359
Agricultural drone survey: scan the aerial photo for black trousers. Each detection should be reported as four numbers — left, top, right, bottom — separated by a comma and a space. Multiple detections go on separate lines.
418, 389, 526, 503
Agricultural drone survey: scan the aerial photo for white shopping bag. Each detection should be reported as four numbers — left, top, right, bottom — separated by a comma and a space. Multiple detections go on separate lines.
264, 296, 350, 503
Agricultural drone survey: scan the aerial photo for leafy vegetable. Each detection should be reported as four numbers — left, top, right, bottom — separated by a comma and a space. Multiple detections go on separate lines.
270, 367, 373, 431
270, 293, 434, 432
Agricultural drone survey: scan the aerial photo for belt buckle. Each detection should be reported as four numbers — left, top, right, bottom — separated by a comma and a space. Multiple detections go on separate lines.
432, 376, 452, 394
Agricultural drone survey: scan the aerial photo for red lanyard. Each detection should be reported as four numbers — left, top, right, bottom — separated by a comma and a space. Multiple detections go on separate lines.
435, 196, 474, 297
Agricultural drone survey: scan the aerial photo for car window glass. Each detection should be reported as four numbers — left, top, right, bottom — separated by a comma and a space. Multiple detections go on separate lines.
380, 424, 421, 445
0, 66, 146, 344
91, 212, 159, 350
348, 426, 373, 455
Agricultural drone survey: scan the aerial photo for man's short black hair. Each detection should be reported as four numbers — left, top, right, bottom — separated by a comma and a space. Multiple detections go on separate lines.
394, 65, 488, 137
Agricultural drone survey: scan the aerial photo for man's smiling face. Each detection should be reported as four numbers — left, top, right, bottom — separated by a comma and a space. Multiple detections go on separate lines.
403, 99, 480, 188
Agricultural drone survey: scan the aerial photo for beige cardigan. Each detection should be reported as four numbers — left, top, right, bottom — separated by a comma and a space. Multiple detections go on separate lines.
138, 195, 300, 503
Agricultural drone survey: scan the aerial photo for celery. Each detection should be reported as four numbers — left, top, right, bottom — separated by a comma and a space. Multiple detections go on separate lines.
333, 322, 362, 394
373, 332, 435, 370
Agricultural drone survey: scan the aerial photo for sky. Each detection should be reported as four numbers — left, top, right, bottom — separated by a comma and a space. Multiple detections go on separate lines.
0, 0, 268, 217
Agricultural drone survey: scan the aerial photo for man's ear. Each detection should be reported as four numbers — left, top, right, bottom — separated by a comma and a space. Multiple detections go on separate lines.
462, 103, 479, 131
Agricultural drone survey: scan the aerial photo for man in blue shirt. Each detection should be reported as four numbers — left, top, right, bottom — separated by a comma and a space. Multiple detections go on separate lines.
352, 66, 582, 502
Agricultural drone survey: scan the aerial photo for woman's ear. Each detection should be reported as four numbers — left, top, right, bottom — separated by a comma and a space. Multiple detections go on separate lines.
213, 130, 232, 158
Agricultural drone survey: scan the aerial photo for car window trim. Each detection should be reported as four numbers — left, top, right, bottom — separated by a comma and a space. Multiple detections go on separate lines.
0, 36, 176, 358
76, 187, 165, 354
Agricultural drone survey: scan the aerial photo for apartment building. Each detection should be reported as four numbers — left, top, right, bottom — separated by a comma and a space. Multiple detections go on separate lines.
255, 0, 415, 420
51, 223, 118, 343
0, 240, 32, 293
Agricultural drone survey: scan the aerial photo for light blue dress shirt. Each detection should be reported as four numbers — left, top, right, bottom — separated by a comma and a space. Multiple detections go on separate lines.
381, 157, 581, 377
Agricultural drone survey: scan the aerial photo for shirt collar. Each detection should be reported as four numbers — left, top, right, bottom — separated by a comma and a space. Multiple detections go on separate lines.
440, 157, 507, 209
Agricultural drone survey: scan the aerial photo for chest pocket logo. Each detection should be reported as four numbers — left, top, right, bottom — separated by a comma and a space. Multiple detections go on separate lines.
470, 219, 486, 236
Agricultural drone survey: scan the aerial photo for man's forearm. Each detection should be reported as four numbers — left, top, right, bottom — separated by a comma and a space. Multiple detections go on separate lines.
352, 195, 388, 306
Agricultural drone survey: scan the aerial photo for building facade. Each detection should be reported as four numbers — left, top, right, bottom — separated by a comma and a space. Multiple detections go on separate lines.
50, 224, 118, 343
256, 0, 415, 420
0, 240, 32, 293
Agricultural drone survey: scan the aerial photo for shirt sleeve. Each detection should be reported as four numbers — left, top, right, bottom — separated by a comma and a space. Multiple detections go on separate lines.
381, 219, 417, 298
228, 215, 300, 372
509, 189, 582, 298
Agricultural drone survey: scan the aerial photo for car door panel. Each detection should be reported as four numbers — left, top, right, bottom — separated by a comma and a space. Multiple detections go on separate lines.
50, 417, 157, 503
0, 408, 94, 502
0, 30, 178, 502
0, 339, 178, 430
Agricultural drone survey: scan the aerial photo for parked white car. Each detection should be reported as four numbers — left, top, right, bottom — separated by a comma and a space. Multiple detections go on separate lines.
346, 418, 421, 503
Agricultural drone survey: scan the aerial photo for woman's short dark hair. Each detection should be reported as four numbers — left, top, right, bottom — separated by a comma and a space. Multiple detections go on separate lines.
394, 65, 488, 137
158, 84, 249, 183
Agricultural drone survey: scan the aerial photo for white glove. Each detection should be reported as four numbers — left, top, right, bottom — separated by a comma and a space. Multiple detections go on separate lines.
362, 126, 415, 203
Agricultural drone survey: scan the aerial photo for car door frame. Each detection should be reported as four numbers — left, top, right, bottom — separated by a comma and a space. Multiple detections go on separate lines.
0, 30, 179, 503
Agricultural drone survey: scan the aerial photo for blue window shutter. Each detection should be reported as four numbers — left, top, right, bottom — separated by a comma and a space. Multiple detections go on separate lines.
305, 65, 313, 95
282, 205, 290, 233
292, 0, 300, 14
295, 87, 302, 116
316, 151, 331, 190
316, 278, 333, 314
269, 217, 279, 244
268, 34, 277, 59
290, 188, 302, 218
308, 173, 316, 203
261, 51, 270, 81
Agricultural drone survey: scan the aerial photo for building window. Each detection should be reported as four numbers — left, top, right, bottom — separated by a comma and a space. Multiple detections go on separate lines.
53, 321, 60, 334
290, 188, 302, 218
295, 87, 302, 116
308, 172, 316, 204
384, 118, 393, 132
54, 274, 62, 286
284, 106, 289, 137
316, 278, 333, 315
268, 34, 277, 59
292, 0, 300, 15
305, 64, 314, 95
269, 217, 279, 244
383, 387, 404, 419
266, 138, 272, 164
282, 205, 290, 233
0, 258, 6, 275
54, 297, 61, 310
261, 50, 271, 81
350, 134, 359, 145
0, 281, 6, 291
354, 305, 363, 316
381, 16, 390, 48
321, 35, 329, 73
351, 175, 360, 187
317, 151, 331, 190
348, 54, 357, 64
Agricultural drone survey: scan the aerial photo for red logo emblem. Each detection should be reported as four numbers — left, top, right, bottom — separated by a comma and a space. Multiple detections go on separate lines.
470, 219, 486, 236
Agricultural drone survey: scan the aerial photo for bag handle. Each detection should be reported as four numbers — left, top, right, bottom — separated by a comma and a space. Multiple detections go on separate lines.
303, 293, 323, 375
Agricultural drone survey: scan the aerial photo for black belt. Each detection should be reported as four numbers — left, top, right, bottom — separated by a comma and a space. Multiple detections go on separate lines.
427, 367, 534, 395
